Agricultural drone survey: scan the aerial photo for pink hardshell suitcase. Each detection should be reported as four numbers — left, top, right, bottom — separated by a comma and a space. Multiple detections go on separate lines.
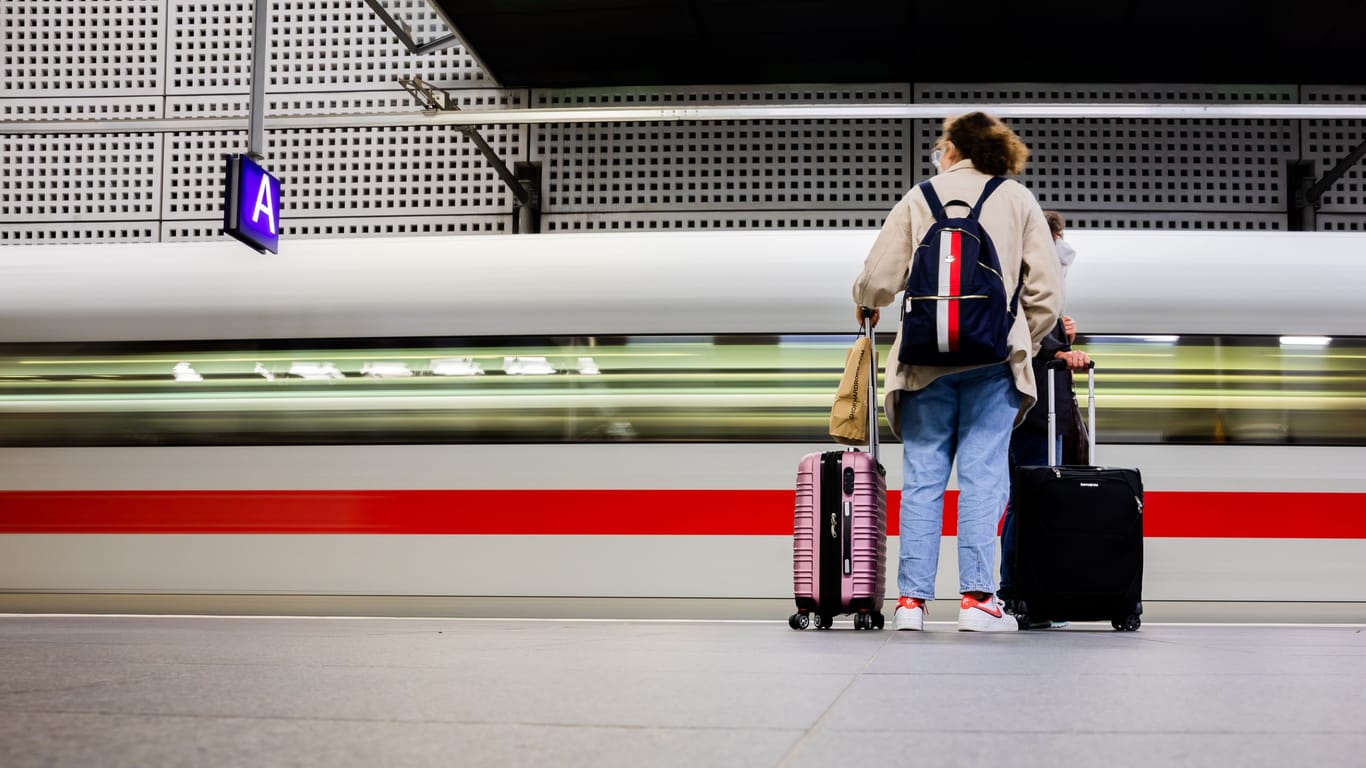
789, 314, 888, 630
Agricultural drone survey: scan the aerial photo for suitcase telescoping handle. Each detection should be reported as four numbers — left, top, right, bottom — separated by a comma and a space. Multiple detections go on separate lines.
861, 308, 880, 464
1046, 358, 1096, 467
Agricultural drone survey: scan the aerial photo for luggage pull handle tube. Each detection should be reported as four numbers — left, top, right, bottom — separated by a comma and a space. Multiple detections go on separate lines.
1045, 359, 1096, 466
861, 308, 879, 465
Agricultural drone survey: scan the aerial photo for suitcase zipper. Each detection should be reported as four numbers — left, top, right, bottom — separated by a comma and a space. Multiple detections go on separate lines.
903, 294, 989, 314
1050, 468, 1145, 514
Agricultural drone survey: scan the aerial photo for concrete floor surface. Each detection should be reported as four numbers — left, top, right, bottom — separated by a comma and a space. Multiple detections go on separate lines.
2, 615, 1364, 767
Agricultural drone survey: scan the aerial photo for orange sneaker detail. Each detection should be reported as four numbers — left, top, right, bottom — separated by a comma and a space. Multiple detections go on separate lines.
897, 596, 926, 612
960, 593, 1003, 617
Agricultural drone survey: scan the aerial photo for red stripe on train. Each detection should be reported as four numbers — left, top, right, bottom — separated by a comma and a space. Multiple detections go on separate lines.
0, 490, 1362, 538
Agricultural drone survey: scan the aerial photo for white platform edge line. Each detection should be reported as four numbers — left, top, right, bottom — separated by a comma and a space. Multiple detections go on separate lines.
3, 614, 1364, 628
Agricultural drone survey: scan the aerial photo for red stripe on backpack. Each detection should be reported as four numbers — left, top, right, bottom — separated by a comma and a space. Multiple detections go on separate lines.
947, 230, 962, 351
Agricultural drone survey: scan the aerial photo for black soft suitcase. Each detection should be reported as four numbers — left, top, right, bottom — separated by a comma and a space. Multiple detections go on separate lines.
1010, 361, 1144, 631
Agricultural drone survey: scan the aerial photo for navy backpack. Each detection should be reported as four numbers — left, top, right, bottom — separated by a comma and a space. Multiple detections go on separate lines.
898, 176, 1024, 367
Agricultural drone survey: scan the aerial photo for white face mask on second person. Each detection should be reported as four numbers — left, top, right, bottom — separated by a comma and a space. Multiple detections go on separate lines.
1055, 239, 1076, 272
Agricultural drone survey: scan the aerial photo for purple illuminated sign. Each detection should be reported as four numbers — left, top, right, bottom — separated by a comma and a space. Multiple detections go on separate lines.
222, 154, 281, 253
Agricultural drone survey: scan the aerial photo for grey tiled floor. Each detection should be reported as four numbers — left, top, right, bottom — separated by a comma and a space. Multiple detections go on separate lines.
2, 615, 1365, 767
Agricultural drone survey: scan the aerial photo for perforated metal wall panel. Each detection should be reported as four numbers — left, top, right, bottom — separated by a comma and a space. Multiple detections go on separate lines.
544, 211, 888, 232
1317, 215, 1366, 231
4, 1, 1366, 245
1, 0, 515, 245
161, 92, 525, 224
165, 0, 487, 94
164, 123, 521, 221
162, 214, 507, 241
0, 222, 160, 245
1060, 212, 1287, 231
1, 134, 163, 223
2, 0, 166, 97
914, 85, 1299, 230
0, 97, 164, 121
531, 86, 911, 219
1304, 87, 1366, 229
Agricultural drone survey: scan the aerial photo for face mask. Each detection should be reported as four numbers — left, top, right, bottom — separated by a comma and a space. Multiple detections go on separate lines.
1055, 238, 1076, 268
931, 149, 944, 171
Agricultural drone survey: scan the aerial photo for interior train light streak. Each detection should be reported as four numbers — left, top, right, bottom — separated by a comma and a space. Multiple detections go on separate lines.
1085, 335, 1180, 344
430, 358, 485, 376
1280, 336, 1332, 346
171, 363, 203, 382
289, 362, 345, 380
503, 356, 557, 375
3, 334, 1366, 446
361, 362, 413, 378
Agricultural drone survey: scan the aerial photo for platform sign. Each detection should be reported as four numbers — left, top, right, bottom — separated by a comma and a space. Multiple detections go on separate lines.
222, 153, 281, 254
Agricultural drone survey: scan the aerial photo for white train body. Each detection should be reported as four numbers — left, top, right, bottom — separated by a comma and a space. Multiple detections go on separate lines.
1, 230, 1364, 609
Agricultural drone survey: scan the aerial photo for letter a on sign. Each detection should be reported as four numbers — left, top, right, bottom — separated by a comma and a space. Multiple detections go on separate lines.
252, 175, 277, 234
223, 153, 281, 253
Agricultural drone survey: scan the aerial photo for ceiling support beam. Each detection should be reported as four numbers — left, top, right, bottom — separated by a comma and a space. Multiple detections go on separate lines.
399, 77, 540, 233
1290, 136, 1366, 231
361, 0, 461, 55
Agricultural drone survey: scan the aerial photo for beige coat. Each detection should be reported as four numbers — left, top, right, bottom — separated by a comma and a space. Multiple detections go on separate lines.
852, 160, 1064, 436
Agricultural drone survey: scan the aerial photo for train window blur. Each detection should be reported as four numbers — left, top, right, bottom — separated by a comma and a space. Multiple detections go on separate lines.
0, 334, 1363, 446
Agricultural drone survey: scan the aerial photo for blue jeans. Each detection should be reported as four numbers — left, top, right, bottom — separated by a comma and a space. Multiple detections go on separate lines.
897, 363, 1019, 600
998, 431, 1063, 600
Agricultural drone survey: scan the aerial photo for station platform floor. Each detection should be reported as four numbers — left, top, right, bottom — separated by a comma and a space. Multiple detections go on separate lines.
3, 606, 1365, 767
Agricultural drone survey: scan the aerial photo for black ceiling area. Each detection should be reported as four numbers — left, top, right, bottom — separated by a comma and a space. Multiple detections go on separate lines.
429, 0, 1366, 88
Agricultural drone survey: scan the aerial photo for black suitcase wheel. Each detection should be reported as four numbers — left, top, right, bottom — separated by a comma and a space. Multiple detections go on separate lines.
854, 612, 882, 631
790, 612, 809, 630
816, 613, 833, 630
1111, 615, 1141, 632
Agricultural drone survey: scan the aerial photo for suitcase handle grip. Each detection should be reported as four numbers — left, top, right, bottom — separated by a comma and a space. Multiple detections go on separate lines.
1046, 359, 1094, 370
1045, 359, 1097, 466
860, 310, 879, 464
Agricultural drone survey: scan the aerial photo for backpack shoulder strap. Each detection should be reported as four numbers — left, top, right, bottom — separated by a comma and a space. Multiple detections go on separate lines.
917, 180, 947, 222
968, 176, 1008, 220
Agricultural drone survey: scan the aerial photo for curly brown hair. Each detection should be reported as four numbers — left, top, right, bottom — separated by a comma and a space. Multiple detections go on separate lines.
941, 112, 1030, 177
1044, 210, 1065, 238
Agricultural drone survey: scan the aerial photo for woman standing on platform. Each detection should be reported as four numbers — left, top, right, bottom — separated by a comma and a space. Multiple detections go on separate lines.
851, 111, 1063, 632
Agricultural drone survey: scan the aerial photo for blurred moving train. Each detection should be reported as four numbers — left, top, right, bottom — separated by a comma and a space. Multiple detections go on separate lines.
1, 229, 1364, 614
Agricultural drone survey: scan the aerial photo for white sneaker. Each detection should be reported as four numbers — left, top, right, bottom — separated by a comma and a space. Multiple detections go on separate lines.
894, 596, 926, 631
957, 594, 1019, 632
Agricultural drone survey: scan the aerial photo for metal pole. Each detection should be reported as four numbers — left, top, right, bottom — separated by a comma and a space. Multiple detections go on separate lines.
1288, 160, 1315, 231
248, 0, 268, 159
515, 201, 533, 234
1301, 197, 1317, 232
